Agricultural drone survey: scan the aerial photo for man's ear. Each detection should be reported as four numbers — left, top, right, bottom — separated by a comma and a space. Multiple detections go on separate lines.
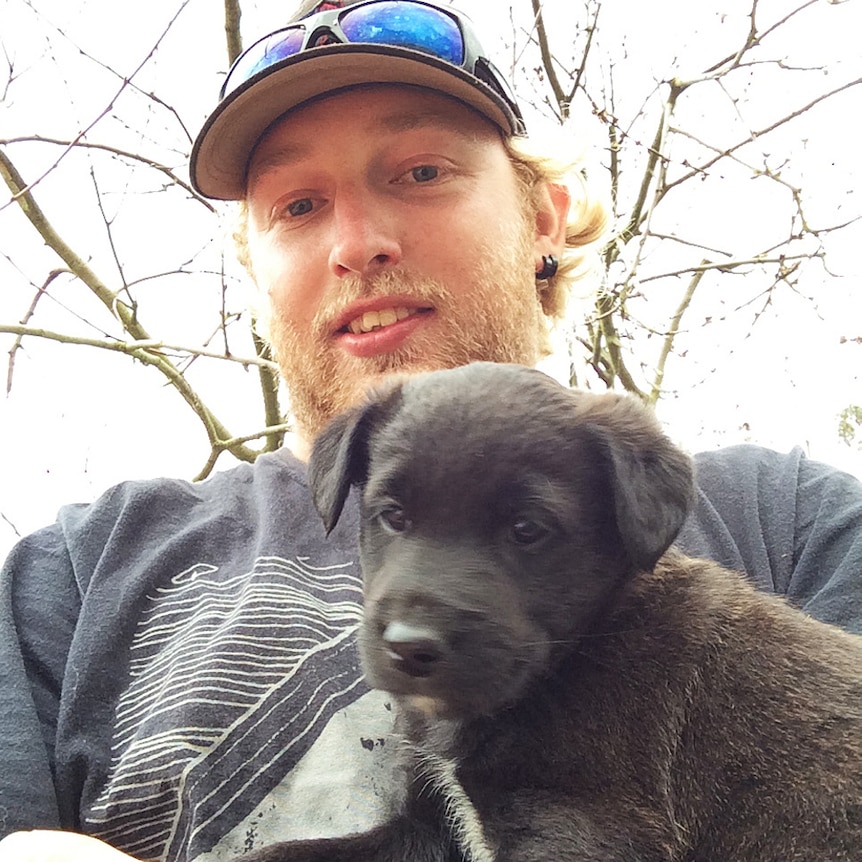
533, 181, 571, 261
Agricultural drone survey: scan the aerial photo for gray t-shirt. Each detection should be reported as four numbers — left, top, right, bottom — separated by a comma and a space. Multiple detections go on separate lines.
1, 444, 860, 860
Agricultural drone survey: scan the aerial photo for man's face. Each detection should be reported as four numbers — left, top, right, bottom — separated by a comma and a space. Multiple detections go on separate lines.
245, 85, 550, 445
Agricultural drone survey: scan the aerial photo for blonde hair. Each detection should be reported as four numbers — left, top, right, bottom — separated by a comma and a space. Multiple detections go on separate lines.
502, 134, 609, 319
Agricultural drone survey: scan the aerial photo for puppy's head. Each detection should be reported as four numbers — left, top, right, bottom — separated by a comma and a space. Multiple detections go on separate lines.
308, 363, 694, 719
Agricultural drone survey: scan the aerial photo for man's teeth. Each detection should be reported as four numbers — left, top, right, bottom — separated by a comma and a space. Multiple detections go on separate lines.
347, 306, 415, 335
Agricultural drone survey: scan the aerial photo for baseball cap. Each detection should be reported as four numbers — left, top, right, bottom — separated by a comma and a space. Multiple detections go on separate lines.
190, 0, 526, 200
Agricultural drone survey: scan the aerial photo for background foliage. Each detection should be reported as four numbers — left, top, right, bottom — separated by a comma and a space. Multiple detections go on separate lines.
1, 0, 860, 556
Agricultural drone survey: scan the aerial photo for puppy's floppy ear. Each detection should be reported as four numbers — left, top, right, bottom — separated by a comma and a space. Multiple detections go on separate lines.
585, 397, 695, 571
307, 381, 403, 534
307, 406, 373, 535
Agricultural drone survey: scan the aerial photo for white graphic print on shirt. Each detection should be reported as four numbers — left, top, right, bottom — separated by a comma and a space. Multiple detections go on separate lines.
84, 555, 395, 861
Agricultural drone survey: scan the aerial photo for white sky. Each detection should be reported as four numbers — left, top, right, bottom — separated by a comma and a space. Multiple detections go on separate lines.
1, 0, 860, 560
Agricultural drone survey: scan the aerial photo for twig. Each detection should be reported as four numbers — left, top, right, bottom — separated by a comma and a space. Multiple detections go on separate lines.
698, 0, 820, 79
530, 0, 566, 110
638, 252, 816, 284
225, 0, 243, 64
569, 2, 600, 107
0, 154, 261, 462
0, 0, 195, 205
0, 325, 280, 371
662, 75, 862, 195
648, 264, 708, 406
193, 422, 292, 482
6, 270, 66, 394
0, 136, 215, 212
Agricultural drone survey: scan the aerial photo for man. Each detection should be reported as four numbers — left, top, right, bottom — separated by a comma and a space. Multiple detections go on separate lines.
1, 1, 860, 861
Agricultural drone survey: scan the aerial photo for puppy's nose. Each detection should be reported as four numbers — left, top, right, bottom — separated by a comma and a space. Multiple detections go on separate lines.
382, 621, 443, 678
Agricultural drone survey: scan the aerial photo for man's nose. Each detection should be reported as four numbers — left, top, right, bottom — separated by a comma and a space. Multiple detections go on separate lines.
328, 190, 402, 278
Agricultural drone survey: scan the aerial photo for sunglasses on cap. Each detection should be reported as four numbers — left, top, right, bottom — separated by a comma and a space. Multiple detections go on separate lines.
222, 0, 526, 133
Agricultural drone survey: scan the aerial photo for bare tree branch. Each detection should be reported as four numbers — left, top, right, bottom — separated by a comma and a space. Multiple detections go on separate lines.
638, 252, 820, 285
0, 136, 216, 211
193, 422, 292, 482
225, 0, 243, 64
6, 270, 66, 394
699, 0, 820, 79
221, 0, 286, 453
648, 264, 708, 406
662, 76, 862, 196
0, 325, 280, 371
0, 0, 195, 206
529, 0, 567, 111
0, 150, 262, 463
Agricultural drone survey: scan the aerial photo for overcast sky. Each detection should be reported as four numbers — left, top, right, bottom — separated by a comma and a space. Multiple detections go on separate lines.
1, 0, 860, 560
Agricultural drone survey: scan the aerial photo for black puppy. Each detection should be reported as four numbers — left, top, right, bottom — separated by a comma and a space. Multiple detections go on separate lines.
249, 362, 862, 862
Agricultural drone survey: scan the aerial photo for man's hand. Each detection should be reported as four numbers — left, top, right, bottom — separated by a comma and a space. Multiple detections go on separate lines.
0, 831, 141, 862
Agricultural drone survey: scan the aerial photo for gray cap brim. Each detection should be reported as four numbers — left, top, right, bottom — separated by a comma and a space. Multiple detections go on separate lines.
190, 42, 522, 201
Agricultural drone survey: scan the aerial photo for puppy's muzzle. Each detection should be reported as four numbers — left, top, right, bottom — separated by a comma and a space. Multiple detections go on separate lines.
382, 621, 444, 678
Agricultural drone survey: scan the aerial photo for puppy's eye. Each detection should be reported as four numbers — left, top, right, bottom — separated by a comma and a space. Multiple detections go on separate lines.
379, 507, 409, 533
509, 518, 549, 546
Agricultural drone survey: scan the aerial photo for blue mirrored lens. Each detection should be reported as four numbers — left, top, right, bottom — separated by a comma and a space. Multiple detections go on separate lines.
226, 27, 306, 93
341, 1, 463, 65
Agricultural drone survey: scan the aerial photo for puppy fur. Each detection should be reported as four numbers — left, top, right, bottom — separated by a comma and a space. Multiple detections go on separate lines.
246, 362, 862, 862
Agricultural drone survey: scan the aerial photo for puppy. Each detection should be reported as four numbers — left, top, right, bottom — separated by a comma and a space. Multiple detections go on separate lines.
248, 362, 862, 862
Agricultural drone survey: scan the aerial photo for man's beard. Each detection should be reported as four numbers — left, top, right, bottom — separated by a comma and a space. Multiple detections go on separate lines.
264, 220, 547, 443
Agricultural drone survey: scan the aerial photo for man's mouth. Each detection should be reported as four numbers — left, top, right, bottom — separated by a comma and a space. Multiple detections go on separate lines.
340, 306, 427, 335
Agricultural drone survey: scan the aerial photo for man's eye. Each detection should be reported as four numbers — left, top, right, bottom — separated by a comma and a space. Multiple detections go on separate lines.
286, 198, 314, 217
409, 165, 439, 183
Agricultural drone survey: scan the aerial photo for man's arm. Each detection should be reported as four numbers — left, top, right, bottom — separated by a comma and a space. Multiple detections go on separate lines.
678, 445, 862, 633
788, 451, 862, 630
0, 523, 81, 836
